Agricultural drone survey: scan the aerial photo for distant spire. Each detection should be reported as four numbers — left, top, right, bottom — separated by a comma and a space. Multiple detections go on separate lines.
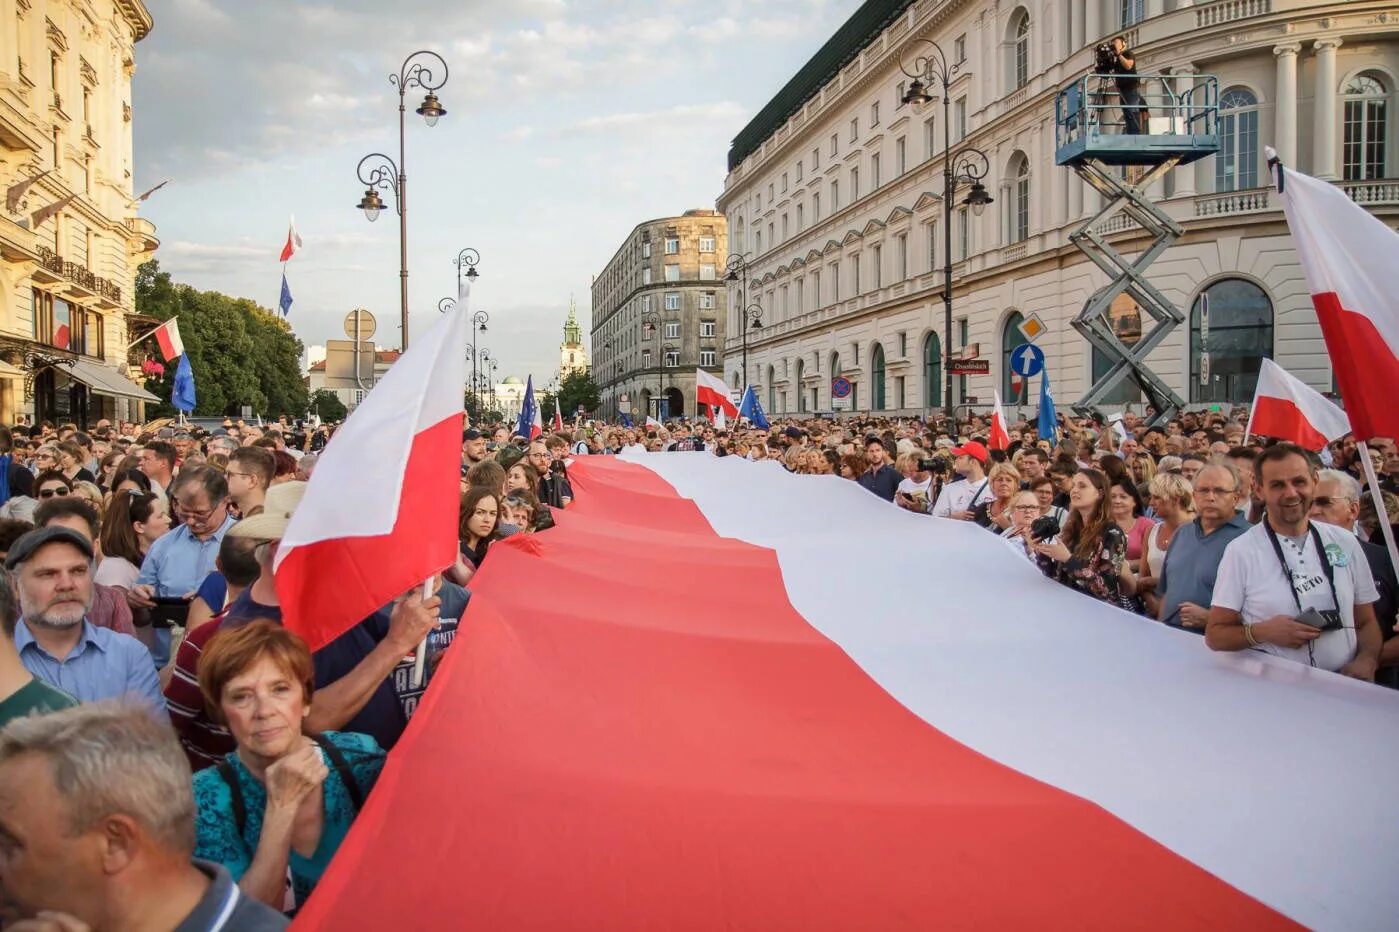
563, 294, 582, 346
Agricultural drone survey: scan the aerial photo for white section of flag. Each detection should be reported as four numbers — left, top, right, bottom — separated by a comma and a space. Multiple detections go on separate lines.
618, 449, 1399, 931
695, 367, 739, 417
1246, 358, 1350, 446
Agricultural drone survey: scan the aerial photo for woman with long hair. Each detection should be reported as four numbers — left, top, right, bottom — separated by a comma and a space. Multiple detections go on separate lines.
457, 485, 502, 573
97, 449, 125, 490
1034, 468, 1128, 605
95, 490, 172, 591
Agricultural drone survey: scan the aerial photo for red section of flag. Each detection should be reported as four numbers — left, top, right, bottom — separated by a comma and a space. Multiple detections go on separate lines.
275, 415, 460, 652
153, 319, 184, 362
1314, 292, 1399, 441
696, 385, 737, 417
552, 404, 563, 432
1249, 396, 1331, 450
52, 323, 69, 351
989, 391, 1010, 450
279, 217, 302, 263
294, 456, 1293, 930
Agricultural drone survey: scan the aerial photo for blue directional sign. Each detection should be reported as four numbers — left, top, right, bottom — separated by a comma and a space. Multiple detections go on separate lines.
1010, 343, 1045, 378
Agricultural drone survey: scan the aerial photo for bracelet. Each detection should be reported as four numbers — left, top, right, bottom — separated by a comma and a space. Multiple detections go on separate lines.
1243, 624, 1259, 647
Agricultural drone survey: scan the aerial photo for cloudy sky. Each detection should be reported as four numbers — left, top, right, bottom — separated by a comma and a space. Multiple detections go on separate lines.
132, 0, 859, 382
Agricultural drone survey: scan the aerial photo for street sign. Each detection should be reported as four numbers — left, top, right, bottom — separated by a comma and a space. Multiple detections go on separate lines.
831, 376, 852, 399
1198, 292, 1210, 386
949, 359, 990, 376
1010, 343, 1045, 378
1018, 313, 1048, 343
344, 309, 377, 341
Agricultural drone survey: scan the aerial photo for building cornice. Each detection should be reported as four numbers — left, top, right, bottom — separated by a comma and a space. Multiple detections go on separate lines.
115, 0, 153, 41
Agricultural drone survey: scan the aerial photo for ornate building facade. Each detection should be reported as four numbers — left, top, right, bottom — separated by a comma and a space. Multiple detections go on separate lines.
560, 297, 589, 378
717, 0, 1397, 418
0, 0, 158, 425
591, 209, 729, 420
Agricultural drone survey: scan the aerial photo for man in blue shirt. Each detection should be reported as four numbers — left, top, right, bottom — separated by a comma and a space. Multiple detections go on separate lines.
7, 526, 164, 713
1157, 464, 1251, 632
130, 466, 236, 668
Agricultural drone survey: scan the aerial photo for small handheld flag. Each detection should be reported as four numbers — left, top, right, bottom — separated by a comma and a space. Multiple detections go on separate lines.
989, 391, 1010, 450
737, 385, 770, 429
515, 377, 543, 440
1038, 372, 1058, 442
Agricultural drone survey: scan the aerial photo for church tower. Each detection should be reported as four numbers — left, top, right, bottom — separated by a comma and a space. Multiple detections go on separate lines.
560, 296, 589, 377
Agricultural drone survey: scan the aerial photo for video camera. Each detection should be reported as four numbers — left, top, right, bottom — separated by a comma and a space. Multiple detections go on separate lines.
918, 455, 953, 475
1094, 42, 1118, 73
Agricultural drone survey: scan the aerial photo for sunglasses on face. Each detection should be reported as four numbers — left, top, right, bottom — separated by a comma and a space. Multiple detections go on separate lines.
39, 487, 69, 499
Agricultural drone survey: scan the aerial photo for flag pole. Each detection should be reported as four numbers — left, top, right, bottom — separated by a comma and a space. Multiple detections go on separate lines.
411, 575, 436, 689
1356, 441, 1399, 578
126, 318, 174, 350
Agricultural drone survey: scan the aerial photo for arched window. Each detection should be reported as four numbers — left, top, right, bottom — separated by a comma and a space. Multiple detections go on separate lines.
1343, 74, 1388, 181
796, 358, 807, 412
1007, 154, 1030, 243
767, 365, 776, 412
1012, 12, 1030, 90
1090, 293, 1144, 404
871, 343, 886, 410
923, 332, 942, 409
1001, 311, 1026, 400
1191, 278, 1273, 403
1216, 87, 1259, 192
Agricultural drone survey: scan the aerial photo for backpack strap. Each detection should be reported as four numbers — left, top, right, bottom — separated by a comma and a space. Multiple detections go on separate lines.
217, 759, 248, 841
311, 733, 364, 813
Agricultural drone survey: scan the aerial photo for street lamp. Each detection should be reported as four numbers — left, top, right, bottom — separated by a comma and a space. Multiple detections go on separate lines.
454, 247, 480, 295
640, 311, 660, 418
353, 50, 448, 353
738, 302, 763, 392
725, 253, 753, 389
662, 342, 676, 418
901, 39, 993, 428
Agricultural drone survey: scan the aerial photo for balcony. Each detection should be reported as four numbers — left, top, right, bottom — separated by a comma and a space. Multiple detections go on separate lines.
34, 246, 122, 306
1341, 179, 1399, 207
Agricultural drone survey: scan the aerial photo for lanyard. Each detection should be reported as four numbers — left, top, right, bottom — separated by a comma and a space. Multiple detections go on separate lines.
1263, 521, 1337, 613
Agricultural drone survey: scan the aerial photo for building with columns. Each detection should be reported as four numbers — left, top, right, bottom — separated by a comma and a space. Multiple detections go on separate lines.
591, 210, 730, 420
716, 0, 1397, 420
0, 0, 160, 425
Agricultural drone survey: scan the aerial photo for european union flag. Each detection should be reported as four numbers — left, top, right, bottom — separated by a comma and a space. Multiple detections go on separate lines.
1038, 371, 1057, 442
172, 353, 197, 413
621, 411, 633, 428
737, 385, 769, 429
279, 271, 294, 316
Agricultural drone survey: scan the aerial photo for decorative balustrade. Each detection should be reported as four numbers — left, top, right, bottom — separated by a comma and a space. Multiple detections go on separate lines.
1194, 188, 1270, 217
1196, 0, 1272, 28
35, 246, 121, 304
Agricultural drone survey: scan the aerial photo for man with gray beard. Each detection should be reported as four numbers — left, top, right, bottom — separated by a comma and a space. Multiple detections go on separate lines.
7, 526, 163, 713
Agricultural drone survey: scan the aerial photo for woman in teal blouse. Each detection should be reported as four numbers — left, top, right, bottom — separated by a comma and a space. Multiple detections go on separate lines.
191, 620, 385, 913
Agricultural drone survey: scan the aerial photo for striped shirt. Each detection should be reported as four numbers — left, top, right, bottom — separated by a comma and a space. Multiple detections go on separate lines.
164, 617, 233, 771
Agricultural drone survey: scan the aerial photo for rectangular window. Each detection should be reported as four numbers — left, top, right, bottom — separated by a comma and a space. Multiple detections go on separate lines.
925, 220, 937, 271
849, 118, 858, 141
768, 183, 775, 201
871, 101, 880, 127
796, 277, 804, 312
813, 191, 821, 221
698, 236, 716, 253
664, 351, 679, 367
831, 180, 839, 211
812, 270, 821, 307
924, 116, 936, 160
699, 263, 716, 280
957, 208, 969, 259
896, 375, 906, 409
895, 137, 906, 176
896, 233, 908, 280
954, 98, 967, 141
664, 292, 681, 311
813, 146, 821, 169
830, 133, 838, 156
796, 203, 804, 230
699, 291, 715, 309
871, 153, 881, 189
664, 322, 680, 339
781, 214, 788, 239
755, 230, 762, 253
767, 222, 774, 246
896, 81, 906, 108
831, 262, 841, 301
781, 172, 788, 193
664, 264, 680, 282
700, 350, 716, 366
852, 252, 862, 294
701, 321, 716, 337
851, 167, 859, 201
954, 35, 967, 63
899, 331, 908, 357
872, 244, 882, 289
642, 241, 651, 258
642, 267, 653, 285
780, 285, 789, 316
643, 349, 652, 366
1120, 0, 1145, 27
795, 160, 803, 182
664, 237, 679, 254
642, 294, 652, 312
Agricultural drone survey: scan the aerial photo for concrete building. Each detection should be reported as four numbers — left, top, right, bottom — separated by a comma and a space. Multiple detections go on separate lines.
591, 209, 729, 420
495, 374, 525, 423
306, 349, 400, 414
0, 0, 160, 424
559, 298, 589, 378
716, 0, 1398, 420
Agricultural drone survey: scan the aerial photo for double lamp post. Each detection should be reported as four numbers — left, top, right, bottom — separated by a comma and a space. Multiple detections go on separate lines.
725, 253, 763, 394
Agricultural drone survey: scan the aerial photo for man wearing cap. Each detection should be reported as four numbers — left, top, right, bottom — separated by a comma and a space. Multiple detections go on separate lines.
858, 436, 902, 502
462, 428, 488, 476
931, 441, 993, 520
8, 526, 164, 713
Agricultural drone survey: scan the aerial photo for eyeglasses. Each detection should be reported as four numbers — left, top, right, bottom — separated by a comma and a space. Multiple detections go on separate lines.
1312, 496, 1350, 507
38, 487, 68, 499
177, 499, 225, 522
1194, 486, 1238, 497
1012, 505, 1040, 512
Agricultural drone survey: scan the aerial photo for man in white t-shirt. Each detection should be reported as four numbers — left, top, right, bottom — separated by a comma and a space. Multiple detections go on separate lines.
1207, 443, 1382, 679
930, 441, 994, 520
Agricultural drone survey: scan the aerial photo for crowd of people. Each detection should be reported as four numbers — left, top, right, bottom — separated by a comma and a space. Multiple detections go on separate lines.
0, 403, 1393, 928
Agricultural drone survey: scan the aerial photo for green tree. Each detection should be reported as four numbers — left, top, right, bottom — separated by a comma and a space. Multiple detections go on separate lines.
135, 260, 308, 418
309, 389, 347, 422
554, 370, 601, 422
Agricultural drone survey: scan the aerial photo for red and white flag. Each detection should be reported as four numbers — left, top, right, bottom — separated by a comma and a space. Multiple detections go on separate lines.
274, 305, 466, 651
299, 453, 1399, 930
988, 390, 1010, 450
552, 403, 564, 433
279, 216, 303, 263
695, 368, 738, 418
153, 318, 184, 362
1275, 150, 1399, 440
1246, 358, 1350, 450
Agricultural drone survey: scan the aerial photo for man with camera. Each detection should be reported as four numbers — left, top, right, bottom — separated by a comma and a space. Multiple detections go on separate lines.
1098, 36, 1145, 135
931, 441, 994, 520
1206, 443, 1381, 679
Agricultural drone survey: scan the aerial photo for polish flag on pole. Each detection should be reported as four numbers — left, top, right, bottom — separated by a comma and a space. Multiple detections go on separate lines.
695, 368, 738, 418
552, 402, 564, 433
1273, 148, 1399, 440
989, 390, 1010, 450
153, 318, 184, 362
274, 303, 466, 652
279, 216, 303, 263
1245, 358, 1350, 450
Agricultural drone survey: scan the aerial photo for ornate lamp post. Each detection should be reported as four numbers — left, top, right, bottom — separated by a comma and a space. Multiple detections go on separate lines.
724, 253, 753, 388
353, 50, 448, 352
738, 302, 763, 390
901, 40, 993, 428
454, 247, 480, 295
661, 342, 676, 418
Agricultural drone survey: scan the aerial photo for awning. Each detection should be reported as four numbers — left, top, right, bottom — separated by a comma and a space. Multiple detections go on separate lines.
65, 358, 160, 402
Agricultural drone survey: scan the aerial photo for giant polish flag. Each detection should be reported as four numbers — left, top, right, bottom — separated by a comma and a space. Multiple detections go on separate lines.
295, 455, 1399, 930
695, 367, 738, 418
1247, 358, 1350, 450
275, 299, 466, 651
1275, 149, 1399, 440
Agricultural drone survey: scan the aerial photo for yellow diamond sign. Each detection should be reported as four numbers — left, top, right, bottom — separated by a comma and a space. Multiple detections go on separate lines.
1018, 313, 1048, 343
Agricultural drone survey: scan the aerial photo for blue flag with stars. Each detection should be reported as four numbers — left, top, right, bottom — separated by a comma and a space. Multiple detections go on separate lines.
279, 271, 294, 316
737, 385, 769, 429
172, 353, 197, 413
1038, 370, 1058, 441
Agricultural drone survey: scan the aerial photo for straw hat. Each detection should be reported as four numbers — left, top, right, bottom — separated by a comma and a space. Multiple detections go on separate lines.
226, 481, 307, 541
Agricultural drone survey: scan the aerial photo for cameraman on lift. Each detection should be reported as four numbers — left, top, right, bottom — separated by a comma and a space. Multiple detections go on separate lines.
1099, 35, 1145, 135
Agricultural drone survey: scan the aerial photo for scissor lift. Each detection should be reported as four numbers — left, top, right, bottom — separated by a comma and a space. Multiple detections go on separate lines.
1055, 73, 1220, 427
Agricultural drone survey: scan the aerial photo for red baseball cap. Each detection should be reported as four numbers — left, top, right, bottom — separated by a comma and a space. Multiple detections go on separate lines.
951, 441, 989, 464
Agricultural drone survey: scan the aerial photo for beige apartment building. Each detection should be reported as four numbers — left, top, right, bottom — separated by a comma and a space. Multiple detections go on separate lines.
0, 0, 158, 425
591, 210, 729, 420
717, 0, 1397, 419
